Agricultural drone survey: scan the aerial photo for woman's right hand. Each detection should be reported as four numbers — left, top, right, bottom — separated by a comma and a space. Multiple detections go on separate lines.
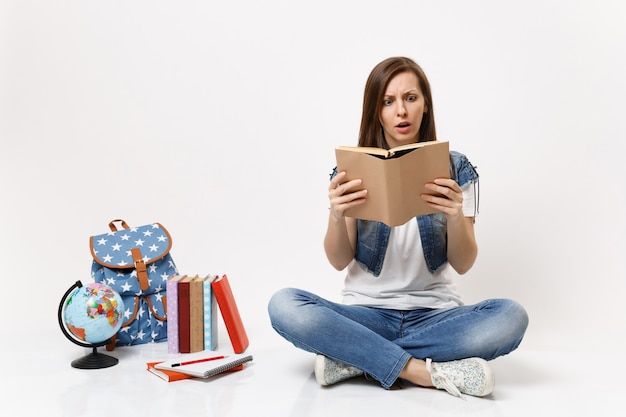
328, 171, 368, 220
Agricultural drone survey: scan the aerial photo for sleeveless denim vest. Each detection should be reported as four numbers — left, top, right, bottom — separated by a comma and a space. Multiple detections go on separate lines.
330, 150, 479, 276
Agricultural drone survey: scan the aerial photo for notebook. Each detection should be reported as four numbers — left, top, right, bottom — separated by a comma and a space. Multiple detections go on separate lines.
154, 351, 253, 378
146, 361, 197, 382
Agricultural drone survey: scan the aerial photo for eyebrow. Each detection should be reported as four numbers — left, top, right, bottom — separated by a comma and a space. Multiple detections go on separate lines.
383, 89, 419, 97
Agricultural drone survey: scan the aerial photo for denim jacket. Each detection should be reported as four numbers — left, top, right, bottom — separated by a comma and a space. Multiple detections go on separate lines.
330, 150, 479, 276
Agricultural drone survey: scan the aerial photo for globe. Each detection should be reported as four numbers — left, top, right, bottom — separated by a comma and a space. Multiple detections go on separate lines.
58, 280, 125, 369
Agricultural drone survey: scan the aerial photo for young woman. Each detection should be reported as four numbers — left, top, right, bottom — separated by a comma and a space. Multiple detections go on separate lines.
267, 57, 528, 398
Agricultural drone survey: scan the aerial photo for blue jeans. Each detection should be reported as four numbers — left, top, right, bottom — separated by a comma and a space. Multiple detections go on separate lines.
267, 288, 529, 389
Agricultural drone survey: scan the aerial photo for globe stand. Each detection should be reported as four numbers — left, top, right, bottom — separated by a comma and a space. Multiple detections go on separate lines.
71, 346, 119, 369
58, 280, 122, 370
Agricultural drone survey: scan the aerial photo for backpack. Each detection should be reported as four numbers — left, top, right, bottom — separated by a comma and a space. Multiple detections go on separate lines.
90, 219, 178, 350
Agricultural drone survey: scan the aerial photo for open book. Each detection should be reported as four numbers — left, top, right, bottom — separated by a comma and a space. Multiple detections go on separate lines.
334, 140, 450, 226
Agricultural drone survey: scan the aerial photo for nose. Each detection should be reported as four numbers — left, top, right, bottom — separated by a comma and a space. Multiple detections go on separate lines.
396, 101, 407, 117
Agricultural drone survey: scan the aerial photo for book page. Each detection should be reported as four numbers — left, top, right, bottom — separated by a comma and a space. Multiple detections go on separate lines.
336, 140, 441, 159
335, 145, 390, 157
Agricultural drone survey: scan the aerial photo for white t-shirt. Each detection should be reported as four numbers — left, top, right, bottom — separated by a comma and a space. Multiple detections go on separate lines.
341, 182, 476, 310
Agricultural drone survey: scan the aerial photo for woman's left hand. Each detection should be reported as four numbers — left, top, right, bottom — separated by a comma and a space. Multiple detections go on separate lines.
421, 178, 464, 219
423, 178, 477, 274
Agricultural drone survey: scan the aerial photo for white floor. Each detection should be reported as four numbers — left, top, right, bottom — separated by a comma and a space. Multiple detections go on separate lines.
6, 322, 625, 417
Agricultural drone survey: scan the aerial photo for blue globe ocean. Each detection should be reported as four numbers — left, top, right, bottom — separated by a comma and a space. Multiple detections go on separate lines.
63, 282, 124, 345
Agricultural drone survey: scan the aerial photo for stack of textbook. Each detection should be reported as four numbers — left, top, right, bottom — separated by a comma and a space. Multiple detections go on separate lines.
147, 274, 251, 382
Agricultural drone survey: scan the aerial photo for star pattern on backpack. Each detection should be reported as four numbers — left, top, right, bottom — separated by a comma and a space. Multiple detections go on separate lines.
90, 221, 178, 347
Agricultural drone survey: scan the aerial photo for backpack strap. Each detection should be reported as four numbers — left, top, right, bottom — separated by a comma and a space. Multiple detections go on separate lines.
105, 334, 117, 351
131, 247, 149, 291
146, 296, 167, 322
121, 296, 140, 328
108, 219, 130, 232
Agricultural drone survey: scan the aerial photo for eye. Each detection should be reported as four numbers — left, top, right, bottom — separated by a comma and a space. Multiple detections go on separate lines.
406, 95, 418, 102
383, 98, 393, 106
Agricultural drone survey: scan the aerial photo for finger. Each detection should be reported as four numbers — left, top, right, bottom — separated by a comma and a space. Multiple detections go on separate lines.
423, 194, 457, 207
329, 171, 346, 191
334, 178, 363, 196
329, 189, 367, 218
422, 194, 463, 216
337, 191, 368, 210
423, 183, 462, 204
433, 178, 462, 192
425, 183, 462, 203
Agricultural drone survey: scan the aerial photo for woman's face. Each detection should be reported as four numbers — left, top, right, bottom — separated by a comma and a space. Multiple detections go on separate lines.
379, 71, 427, 148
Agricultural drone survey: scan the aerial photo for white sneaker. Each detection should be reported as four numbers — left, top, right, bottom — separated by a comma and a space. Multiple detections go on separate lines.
426, 357, 495, 398
314, 355, 364, 386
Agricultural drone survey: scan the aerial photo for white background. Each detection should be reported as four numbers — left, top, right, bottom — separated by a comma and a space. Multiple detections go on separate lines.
2, 0, 625, 355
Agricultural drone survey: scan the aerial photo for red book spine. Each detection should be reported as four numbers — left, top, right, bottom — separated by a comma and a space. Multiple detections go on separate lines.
211, 274, 249, 353
178, 276, 192, 353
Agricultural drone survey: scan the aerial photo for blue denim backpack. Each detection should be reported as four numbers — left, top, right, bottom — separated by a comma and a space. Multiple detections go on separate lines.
90, 219, 178, 350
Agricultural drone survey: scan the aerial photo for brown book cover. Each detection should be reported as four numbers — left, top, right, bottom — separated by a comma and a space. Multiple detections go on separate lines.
335, 140, 450, 227
177, 275, 194, 354
189, 275, 204, 353
211, 274, 249, 353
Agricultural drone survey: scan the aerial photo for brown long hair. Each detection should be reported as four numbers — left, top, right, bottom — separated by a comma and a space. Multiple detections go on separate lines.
358, 57, 436, 149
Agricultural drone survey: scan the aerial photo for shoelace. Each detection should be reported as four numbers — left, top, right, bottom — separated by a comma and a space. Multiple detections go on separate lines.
425, 358, 464, 399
